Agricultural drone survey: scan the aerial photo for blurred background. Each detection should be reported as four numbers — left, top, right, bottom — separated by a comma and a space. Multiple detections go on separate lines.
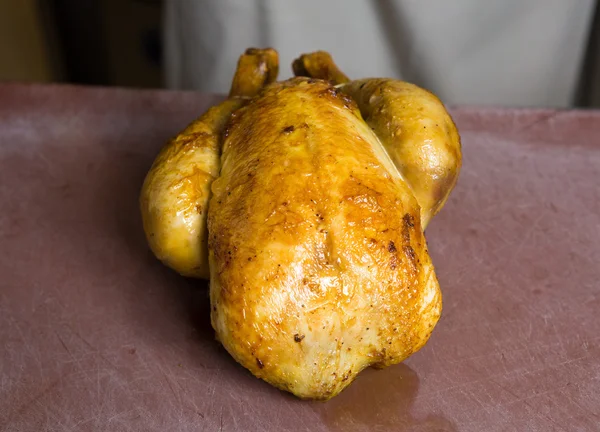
1, 0, 599, 107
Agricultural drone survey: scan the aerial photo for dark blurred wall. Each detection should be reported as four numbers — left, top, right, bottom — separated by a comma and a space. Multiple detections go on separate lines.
577, 1, 600, 107
0, 0, 59, 82
47, 0, 162, 87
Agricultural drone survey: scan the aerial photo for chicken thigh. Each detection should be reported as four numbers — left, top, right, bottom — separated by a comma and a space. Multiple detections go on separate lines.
140, 49, 278, 278
293, 51, 461, 228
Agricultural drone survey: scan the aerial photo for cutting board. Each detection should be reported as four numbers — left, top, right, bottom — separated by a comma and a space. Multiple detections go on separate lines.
1, 83, 599, 431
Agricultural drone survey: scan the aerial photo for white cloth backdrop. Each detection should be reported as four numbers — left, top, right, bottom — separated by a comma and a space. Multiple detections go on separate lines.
163, 0, 596, 107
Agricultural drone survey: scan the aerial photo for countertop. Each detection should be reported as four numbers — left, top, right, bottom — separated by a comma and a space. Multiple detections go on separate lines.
1, 83, 599, 431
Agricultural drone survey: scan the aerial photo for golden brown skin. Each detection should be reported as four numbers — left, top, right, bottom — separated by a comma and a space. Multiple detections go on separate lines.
140, 49, 278, 278
292, 51, 350, 85
140, 48, 457, 400
208, 78, 441, 400
229, 48, 279, 98
293, 52, 461, 228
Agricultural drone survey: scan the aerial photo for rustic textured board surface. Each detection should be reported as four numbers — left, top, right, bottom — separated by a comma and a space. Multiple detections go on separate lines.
1, 83, 599, 431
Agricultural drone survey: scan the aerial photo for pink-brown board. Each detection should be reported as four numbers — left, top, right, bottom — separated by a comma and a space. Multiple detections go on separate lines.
1, 83, 599, 431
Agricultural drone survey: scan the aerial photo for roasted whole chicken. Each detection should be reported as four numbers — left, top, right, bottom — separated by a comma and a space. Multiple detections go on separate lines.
140, 49, 461, 400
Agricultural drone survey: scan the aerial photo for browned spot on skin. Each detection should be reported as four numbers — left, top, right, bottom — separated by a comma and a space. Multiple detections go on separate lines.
187, 131, 212, 139
175, 132, 214, 149
282, 125, 295, 134
433, 172, 458, 210
388, 241, 397, 253
294, 334, 305, 342
404, 245, 416, 267
319, 86, 356, 110
342, 369, 352, 381
256, 358, 264, 369
403, 213, 415, 228
195, 205, 202, 214
402, 213, 415, 244
338, 92, 355, 109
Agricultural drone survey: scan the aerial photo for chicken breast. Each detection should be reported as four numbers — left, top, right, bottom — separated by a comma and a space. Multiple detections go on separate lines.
208, 78, 441, 400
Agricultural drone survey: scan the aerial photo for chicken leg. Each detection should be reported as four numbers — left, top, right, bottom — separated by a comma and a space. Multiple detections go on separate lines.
140, 48, 278, 278
293, 51, 461, 228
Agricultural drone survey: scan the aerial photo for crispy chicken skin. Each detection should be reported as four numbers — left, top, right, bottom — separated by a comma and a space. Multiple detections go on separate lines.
140, 49, 278, 278
208, 78, 441, 399
294, 51, 462, 228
